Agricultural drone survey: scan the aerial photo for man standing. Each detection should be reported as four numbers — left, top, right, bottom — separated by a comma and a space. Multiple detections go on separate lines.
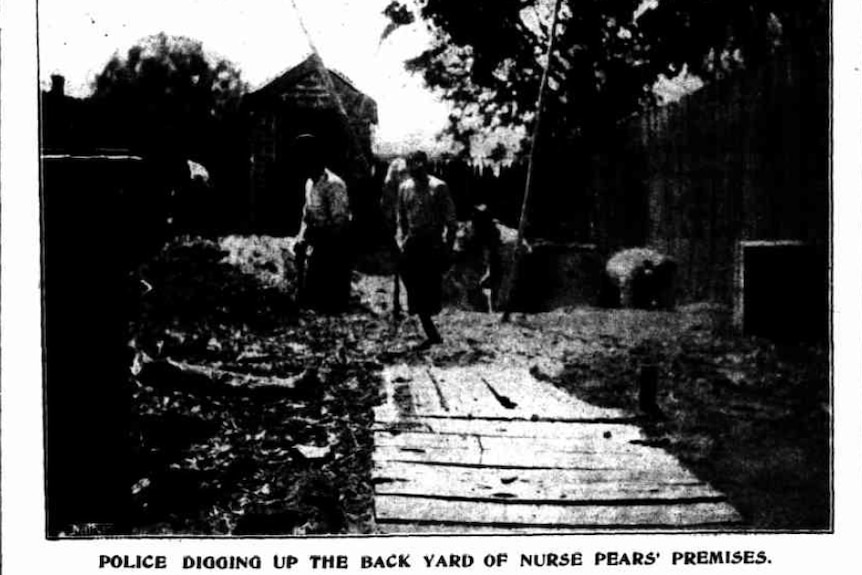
295, 135, 352, 313
396, 151, 457, 349
472, 203, 503, 313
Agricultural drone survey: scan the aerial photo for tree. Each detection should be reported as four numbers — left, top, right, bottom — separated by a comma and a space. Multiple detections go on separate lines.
92, 33, 247, 161
383, 0, 828, 158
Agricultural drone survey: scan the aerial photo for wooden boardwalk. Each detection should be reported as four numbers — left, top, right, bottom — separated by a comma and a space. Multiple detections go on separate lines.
372, 364, 741, 533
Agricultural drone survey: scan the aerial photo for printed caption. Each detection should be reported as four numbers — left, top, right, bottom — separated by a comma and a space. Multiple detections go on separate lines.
98, 550, 772, 570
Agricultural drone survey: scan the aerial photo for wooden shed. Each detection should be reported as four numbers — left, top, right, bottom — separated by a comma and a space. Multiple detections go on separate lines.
244, 54, 378, 234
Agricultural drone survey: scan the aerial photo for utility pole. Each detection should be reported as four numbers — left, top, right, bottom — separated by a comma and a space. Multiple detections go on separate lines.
499, 0, 565, 322
289, 0, 371, 177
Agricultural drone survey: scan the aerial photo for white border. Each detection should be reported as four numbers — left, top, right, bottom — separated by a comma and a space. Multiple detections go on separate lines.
2, 1, 861, 573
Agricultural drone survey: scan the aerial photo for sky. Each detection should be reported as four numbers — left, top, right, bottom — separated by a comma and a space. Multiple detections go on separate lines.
37, 0, 451, 147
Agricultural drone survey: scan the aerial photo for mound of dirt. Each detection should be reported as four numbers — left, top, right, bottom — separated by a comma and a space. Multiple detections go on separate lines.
134, 237, 298, 337
127, 236, 385, 535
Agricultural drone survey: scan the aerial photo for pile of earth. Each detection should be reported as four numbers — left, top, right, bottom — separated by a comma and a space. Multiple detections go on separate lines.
127, 236, 386, 535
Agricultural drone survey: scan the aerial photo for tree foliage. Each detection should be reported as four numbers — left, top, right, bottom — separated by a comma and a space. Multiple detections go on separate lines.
384, 0, 828, 157
92, 33, 247, 159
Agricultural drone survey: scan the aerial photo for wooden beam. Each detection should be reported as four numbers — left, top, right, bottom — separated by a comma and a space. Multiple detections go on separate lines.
373, 461, 713, 501
375, 496, 742, 527
372, 444, 685, 469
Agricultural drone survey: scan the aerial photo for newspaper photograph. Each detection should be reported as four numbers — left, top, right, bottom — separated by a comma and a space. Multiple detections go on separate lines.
1, 0, 859, 573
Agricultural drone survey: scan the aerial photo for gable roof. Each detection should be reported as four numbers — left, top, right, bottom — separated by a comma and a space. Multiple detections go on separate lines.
245, 54, 377, 124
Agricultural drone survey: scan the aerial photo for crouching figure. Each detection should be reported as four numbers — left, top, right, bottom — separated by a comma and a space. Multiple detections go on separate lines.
604, 247, 676, 309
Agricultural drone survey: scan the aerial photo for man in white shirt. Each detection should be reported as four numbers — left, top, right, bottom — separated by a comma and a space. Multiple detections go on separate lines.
396, 150, 457, 348
294, 135, 352, 313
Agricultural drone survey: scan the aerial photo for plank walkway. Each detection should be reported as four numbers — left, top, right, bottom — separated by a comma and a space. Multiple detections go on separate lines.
372, 364, 742, 533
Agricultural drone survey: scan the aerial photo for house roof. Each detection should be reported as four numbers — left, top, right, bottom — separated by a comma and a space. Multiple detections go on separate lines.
245, 54, 377, 124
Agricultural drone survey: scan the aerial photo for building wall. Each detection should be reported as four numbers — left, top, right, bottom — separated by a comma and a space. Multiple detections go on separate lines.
245, 67, 377, 235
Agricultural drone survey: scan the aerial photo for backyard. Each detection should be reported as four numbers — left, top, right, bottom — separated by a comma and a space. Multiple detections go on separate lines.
118, 235, 830, 535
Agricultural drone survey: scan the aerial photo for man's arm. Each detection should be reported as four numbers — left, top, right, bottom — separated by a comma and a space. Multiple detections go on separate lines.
438, 181, 457, 251
298, 179, 318, 243
395, 182, 408, 249
382, 166, 402, 237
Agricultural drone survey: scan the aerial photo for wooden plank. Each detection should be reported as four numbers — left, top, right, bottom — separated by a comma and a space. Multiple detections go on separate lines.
425, 368, 497, 417
377, 522, 734, 533
373, 433, 483, 453
373, 364, 413, 421
406, 369, 448, 414
374, 429, 650, 454
373, 444, 685, 470
374, 418, 645, 442
411, 367, 453, 415
375, 495, 742, 527
384, 366, 631, 421
372, 365, 742, 531
377, 523, 566, 534
373, 462, 714, 501
374, 461, 703, 486
427, 367, 515, 418
420, 366, 630, 420
376, 366, 446, 420
480, 435, 649, 454
473, 367, 628, 420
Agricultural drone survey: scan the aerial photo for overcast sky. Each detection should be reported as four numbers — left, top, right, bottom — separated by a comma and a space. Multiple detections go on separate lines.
38, 0, 450, 146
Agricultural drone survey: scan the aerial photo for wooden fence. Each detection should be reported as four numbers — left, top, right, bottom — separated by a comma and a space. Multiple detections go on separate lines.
591, 49, 829, 305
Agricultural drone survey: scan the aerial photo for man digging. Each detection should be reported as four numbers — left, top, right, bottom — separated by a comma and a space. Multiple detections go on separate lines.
294, 134, 352, 313
396, 151, 457, 350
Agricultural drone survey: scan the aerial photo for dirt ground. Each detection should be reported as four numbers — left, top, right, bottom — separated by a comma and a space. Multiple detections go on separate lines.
124, 236, 830, 534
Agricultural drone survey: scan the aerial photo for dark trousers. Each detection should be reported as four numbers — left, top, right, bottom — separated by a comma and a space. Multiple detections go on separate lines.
400, 238, 446, 316
304, 236, 352, 313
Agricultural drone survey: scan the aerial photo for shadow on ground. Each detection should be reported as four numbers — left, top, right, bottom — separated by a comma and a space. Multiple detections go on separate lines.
549, 312, 830, 531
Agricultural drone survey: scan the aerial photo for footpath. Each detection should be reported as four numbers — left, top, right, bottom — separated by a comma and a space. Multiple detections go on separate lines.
372, 363, 741, 533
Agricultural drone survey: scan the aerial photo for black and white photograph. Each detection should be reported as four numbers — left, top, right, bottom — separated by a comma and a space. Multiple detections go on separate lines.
2, 0, 859, 563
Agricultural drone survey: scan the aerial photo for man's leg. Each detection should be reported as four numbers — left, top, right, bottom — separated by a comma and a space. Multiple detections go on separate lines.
417, 245, 446, 347
291, 238, 311, 304
418, 314, 442, 345
392, 273, 403, 319
311, 243, 350, 314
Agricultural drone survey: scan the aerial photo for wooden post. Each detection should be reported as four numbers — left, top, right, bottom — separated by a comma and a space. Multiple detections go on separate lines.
499, 0, 565, 322
638, 363, 659, 416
